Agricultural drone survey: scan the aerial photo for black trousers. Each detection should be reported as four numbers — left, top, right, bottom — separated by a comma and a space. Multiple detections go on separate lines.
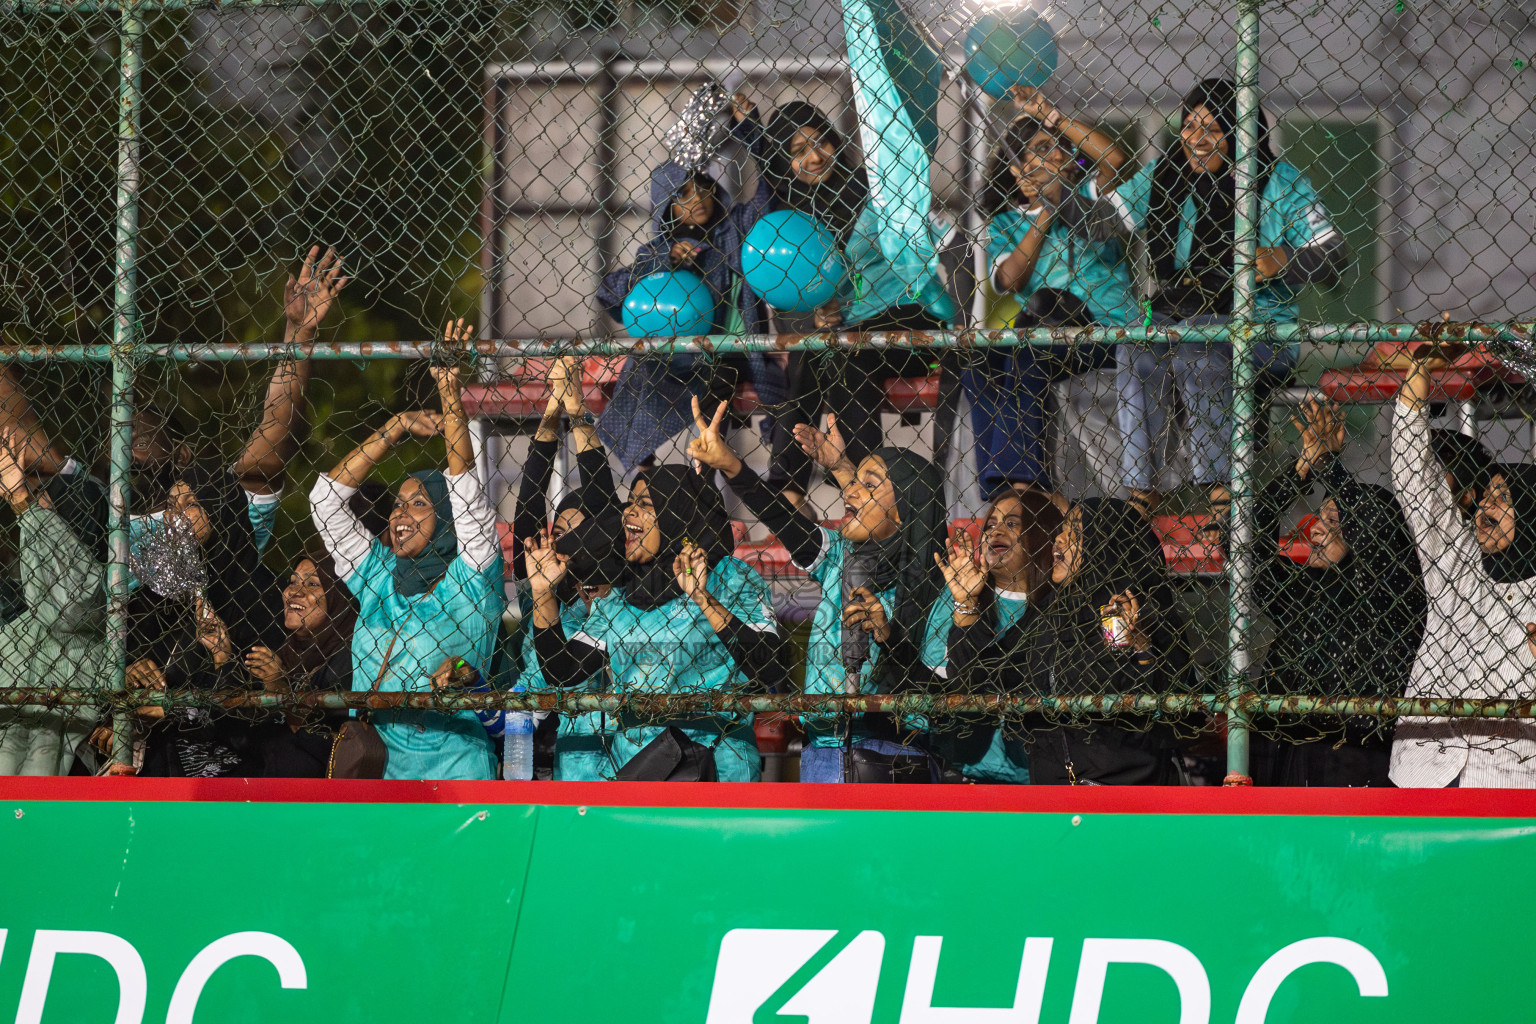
765, 305, 939, 491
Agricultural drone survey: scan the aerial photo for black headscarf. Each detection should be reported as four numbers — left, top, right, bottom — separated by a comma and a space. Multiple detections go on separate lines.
556, 510, 629, 590
554, 474, 621, 523
623, 465, 735, 611
1147, 78, 1276, 313
1482, 463, 1536, 584
1324, 471, 1427, 694
272, 556, 359, 685
1431, 428, 1493, 509
1041, 498, 1176, 695
177, 462, 282, 649
128, 461, 283, 674
43, 469, 108, 562
855, 448, 948, 668
761, 101, 870, 242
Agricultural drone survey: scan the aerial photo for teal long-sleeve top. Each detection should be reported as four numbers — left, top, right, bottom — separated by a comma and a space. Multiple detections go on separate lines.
310, 470, 505, 781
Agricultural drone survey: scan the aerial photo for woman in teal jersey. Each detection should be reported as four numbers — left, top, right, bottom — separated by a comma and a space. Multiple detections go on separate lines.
969, 87, 1133, 496
924, 489, 1063, 783
1110, 78, 1347, 517
502, 358, 620, 781
527, 463, 780, 781
309, 324, 505, 781
689, 399, 949, 783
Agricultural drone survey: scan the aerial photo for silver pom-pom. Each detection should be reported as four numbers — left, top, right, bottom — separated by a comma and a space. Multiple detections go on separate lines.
664, 81, 733, 172
129, 514, 207, 604
1483, 334, 1536, 384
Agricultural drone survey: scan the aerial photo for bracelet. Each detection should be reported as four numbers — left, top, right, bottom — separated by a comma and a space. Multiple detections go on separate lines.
953, 600, 981, 616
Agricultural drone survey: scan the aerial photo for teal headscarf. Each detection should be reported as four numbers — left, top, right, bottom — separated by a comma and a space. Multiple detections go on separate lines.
392, 470, 458, 597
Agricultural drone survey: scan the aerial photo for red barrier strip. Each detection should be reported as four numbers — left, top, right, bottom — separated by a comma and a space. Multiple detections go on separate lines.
0, 777, 1533, 817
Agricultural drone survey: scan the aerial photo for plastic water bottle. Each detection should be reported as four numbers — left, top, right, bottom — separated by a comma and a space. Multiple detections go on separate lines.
503, 687, 535, 781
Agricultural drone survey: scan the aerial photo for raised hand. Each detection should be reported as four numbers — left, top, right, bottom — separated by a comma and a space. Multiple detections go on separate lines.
687, 396, 743, 476
936, 532, 986, 606
126, 657, 167, 691
673, 541, 711, 603
1009, 85, 1059, 126
792, 412, 852, 474
812, 300, 843, 331
1292, 398, 1346, 478
549, 355, 586, 415
524, 528, 569, 597
388, 409, 443, 442
670, 240, 703, 266
730, 90, 755, 123
0, 425, 28, 512
429, 362, 463, 395
283, 245, 349, 340
441, 317, 477, 350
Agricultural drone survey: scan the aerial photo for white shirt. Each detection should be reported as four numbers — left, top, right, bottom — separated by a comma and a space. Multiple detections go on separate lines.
1389, 400, 1536, 788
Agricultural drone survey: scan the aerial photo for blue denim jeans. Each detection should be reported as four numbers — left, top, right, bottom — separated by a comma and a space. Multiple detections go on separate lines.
800, 738, 935, 783
961, 344, 1113, 496
1115, 315, 1295, 489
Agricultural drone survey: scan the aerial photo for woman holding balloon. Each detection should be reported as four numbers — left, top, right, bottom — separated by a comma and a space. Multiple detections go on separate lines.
967, 85, 1135, 498
595, 151, 786, 472
733, 94, 956, 503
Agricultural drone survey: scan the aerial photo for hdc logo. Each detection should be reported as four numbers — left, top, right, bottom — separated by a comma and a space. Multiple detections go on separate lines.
703, 929, 1387, 1024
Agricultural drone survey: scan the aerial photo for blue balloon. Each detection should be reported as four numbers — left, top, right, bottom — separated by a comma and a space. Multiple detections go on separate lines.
621, 270, 716, 338
964, 9, 1058, 99
742, 210, 847, 314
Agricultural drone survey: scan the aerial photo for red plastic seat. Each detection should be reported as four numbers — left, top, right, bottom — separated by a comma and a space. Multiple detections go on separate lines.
727, 372, 943, 418
883, 373, 941, 413
1319, 341, 1522, 405
1150, 514, 1225, 575
1316, 367, 1483, 404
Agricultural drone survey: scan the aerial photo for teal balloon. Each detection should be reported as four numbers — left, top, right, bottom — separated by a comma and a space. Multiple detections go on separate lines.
964, 9, 1058, 99
621, 270, 715, 338
742, 210, 847, 313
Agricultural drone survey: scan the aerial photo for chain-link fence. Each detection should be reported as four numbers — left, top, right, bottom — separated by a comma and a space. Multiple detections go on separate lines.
1, 0, 1533, 785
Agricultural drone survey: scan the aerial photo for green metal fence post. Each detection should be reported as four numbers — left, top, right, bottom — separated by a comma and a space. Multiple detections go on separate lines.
107, 0, 144, 770
1225, 0, 1263, 784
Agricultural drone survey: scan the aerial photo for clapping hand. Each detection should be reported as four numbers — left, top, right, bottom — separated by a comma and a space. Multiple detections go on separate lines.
936, 532, 986, 608
792, 413, 853, 474
673, 541, 711, 604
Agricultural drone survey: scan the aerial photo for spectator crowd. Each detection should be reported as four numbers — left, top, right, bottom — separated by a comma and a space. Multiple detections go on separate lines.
0, 76, 1530, 789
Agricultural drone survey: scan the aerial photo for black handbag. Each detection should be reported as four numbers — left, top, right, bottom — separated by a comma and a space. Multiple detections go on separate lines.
847, 745, 933, 784
613, 725, 719, 782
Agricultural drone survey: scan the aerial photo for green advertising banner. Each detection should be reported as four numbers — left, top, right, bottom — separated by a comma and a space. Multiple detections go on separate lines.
0, 781, 1530, 1024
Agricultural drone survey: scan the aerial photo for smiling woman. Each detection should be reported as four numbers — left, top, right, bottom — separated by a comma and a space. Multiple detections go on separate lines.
527, 461, 782, 782
688, 398, 949, 784
308, 320, 505, 781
